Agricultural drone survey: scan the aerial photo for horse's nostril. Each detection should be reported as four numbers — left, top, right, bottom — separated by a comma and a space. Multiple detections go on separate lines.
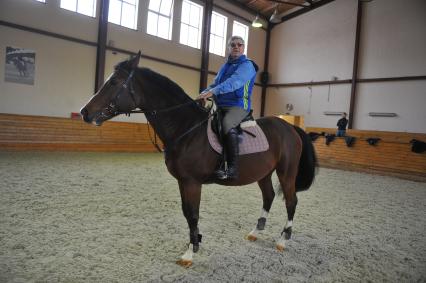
80, 108, 91, 122
80, 107, 88, 116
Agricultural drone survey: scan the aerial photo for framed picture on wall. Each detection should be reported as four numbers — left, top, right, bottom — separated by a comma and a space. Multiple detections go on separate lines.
5, 46, 36, 85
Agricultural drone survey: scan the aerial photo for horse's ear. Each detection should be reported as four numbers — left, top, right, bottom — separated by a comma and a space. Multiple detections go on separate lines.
130, 51, 141, 68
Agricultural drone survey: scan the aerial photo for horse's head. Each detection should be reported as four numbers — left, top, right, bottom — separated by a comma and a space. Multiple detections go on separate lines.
80, 51, 141, 126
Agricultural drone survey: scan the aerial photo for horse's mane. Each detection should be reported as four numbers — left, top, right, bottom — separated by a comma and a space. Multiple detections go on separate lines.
136, 67, 208, 121
115, 59, 192, 103
139, 67, 193, 103
116, 59, 207, 122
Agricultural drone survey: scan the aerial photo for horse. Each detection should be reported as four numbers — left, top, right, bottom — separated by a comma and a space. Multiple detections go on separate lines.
80, 52, 317, 267
12, 58, 27, 77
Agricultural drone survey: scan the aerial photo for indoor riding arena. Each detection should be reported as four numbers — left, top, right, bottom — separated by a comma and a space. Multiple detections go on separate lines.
1, 1, 425, 282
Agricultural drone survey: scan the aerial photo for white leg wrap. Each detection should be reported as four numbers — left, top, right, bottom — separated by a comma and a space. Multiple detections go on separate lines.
181, 244, 194, 261
285, 220, 293, 229
248, 208, 269, 238
260, 208, 269, 218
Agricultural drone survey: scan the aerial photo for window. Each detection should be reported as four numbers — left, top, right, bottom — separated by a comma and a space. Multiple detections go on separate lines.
147, 0, 174, 40
209, 11, 227, 57
60, 0, 96, 17
108, 0, 138, 30
179, 0, 203, 49
232, 21, 249, 54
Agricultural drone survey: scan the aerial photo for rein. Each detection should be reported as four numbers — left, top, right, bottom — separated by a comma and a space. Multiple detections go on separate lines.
116, 100, 195, 116
165, 111, 214, 151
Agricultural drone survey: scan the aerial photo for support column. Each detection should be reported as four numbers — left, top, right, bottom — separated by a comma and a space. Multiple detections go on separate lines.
95, 0, 109, 92
199, 0, 213, 92
348, 0, 363, 129
260, 25, 271, 117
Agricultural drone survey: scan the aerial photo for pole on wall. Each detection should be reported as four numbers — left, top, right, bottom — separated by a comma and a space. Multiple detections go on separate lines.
348, 0, 363, 129
199, 0, 213, 92
95, 0, 109, 93
260, 25, 272, 117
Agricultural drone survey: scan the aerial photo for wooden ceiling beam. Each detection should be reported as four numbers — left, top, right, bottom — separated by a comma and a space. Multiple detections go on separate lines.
260, 5, 277, 14
247, 0, 259, 5
223, 0, 269, 20
269, 0, 309, 8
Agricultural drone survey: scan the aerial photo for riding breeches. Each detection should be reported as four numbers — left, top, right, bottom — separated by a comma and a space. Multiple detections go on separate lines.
220, 106, 249, 134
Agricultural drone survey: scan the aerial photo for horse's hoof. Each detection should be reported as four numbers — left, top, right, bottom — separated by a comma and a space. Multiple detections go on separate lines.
246, 234, 257, 241
276, 244, 285, 252
176, 259, 193, 268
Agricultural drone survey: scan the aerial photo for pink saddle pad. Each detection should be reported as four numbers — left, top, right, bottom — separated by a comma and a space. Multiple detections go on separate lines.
207, 119, 269, 155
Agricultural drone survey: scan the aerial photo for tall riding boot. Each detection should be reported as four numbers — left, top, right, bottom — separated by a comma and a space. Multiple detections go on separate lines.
225, 128, 239, 179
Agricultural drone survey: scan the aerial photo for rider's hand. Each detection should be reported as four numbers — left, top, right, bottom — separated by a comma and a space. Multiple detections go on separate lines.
198, 91, 213, 102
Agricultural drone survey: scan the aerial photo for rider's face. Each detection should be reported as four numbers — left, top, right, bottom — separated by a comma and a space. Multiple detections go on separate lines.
228, 40, 245, 59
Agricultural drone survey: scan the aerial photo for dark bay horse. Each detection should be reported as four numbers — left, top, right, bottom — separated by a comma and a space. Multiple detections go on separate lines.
80, 52, 317, 267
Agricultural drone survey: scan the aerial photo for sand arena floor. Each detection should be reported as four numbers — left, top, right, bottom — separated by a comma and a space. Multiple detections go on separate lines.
0, 151, 425, 282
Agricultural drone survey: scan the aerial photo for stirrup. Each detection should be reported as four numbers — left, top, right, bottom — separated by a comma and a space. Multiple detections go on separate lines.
225, 167, 238, 180
214, 168, 238, 180
214, 168, 228, 180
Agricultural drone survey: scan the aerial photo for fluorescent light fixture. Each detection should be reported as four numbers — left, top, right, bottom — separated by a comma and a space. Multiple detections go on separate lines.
368, 112, 397, 117
252, 15, 262, 28
324, 111, 345, 116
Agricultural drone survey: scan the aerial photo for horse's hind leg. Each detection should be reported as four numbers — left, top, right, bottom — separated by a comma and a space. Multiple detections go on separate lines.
247, 173, 275, 241
276, 171, 298, 251
176, 180, 202, 268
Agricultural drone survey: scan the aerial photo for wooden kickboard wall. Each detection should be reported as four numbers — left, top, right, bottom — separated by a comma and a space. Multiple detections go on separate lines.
306, 127, 426, 181
0, 114, 424, 180
0, 113, 161, 152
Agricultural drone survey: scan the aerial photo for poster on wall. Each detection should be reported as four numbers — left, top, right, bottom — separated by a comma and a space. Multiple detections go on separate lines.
5, 46, 36, 85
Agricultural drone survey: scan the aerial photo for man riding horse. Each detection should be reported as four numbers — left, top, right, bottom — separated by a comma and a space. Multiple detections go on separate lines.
80, 51, 317, 267
199, 35, 258, 180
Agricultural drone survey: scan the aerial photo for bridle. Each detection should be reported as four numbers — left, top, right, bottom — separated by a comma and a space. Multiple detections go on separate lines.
103, 65, 214, 151
101, 67, 138, 118
106, 66, 203, 116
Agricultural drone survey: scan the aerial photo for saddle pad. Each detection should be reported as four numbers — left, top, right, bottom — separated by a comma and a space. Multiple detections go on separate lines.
207, 119, 269, 155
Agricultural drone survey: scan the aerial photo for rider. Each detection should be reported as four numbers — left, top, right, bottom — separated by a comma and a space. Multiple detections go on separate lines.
199, 35, 258, 180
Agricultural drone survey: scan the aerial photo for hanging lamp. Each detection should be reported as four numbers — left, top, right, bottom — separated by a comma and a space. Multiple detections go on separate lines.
269, 6, 281, 24
252, 14, 262, 28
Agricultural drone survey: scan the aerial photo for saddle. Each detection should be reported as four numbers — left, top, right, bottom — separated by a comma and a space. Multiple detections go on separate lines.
207, 111, 269, 155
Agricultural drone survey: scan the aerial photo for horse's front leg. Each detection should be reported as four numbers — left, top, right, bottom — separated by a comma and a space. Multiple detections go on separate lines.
176, 180, 202, 268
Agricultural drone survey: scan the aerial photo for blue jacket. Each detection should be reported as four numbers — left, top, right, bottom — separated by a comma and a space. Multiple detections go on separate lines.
205, 55, 257, 111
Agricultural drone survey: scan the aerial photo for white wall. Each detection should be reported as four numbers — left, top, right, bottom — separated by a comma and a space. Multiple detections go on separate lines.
354, 0, 426, 132
266, 84, 352, 127
0, 26, 96, 117
0, 0, 266, 124
266, 0, 426, 133
269, 0, 356, 84
355, 81, 426, 132
267, 0, 357, 128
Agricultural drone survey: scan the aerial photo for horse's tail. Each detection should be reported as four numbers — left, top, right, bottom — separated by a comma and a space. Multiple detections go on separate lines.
293, 126, 318, 192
